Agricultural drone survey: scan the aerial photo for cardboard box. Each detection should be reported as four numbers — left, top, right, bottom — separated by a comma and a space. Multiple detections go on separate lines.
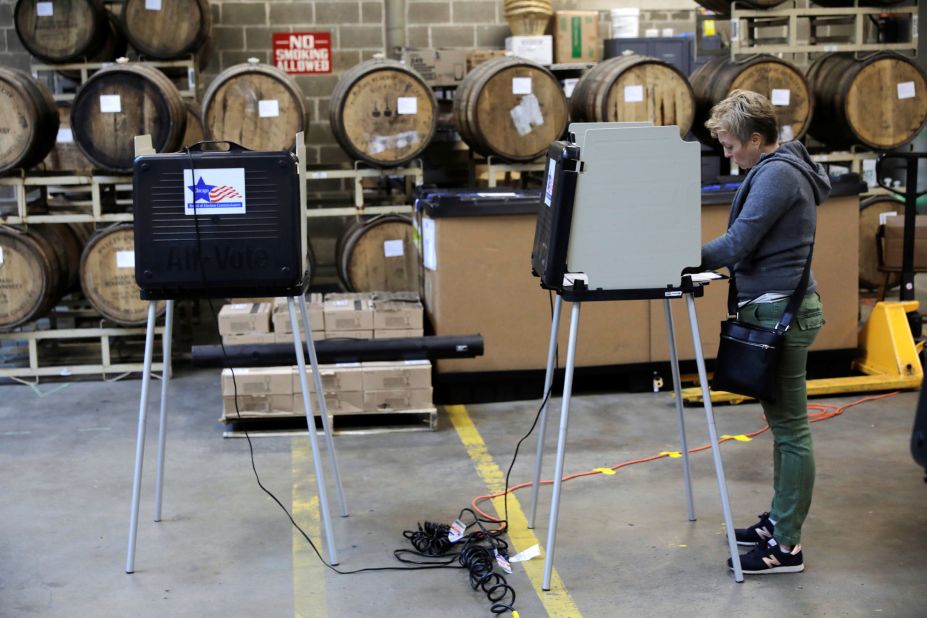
505, 35, 553, 65
223, 394, 295, 416
274, 331, 325, 344
272, 294, 324, 334
294, 390, 365, 414
364, 388, 434, 412
467, 49, 509, 72
324, 293, 374, 332
218, 302, 272, 335
372, 292, 424, 330
325, 330, 372, 340
883, 215, 927, 269
374, 329, 424, 339
401, 48, 467, 86
555, 11, 599, 64
362, 360, 431, 391
221, 367, 293, 397
293, 363, 364, 394
221, 332, 277, 346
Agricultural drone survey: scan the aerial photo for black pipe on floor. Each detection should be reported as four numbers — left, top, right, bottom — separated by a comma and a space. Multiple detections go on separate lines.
192, 335, 484, 367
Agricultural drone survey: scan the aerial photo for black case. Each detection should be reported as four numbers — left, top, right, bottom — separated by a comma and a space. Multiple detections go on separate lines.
531, 141, 580, 290
132, 143, 305, 300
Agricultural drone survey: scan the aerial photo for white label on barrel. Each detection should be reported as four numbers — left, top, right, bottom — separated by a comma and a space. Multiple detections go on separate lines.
512, 77, 532, 95
624, 85, 644, 103
145, 0, 162, 10
897, 81, 916, 100
422, 218, 436, 271
771, 89, 790, 106
562, 78, 578, 98
397, 97, 417, 115
116, 251, 135, 268
383, 240, 404, 258
258, 100, 280, 117
36, 2, 53, 16
57, 127, 73, 143
100, 95, 121, 113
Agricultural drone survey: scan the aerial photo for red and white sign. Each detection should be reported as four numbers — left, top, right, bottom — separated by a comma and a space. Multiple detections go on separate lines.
273, 32, 332, 74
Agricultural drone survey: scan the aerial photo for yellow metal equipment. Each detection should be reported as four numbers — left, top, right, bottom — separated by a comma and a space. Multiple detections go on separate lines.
682, 300, 924, 404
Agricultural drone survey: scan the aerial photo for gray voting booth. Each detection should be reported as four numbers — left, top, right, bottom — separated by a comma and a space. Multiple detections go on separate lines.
528, 123, 745, 586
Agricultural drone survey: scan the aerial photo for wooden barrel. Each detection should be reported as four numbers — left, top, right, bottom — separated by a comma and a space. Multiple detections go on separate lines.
0, 227, 63, 327
453, 56, 569, 162
202, 61, 307, 152
693, 0, 788, 15
43, 103, 93, 172
79, 224, 164, 325
859, 195, 904, 290
329, 58, 437, 167
121, 0, 211, 60
0, 68, 59, 174
569, 55, 695, 136
336, 215, 420, 293
181, 101, 206, 147
689, 55, 812, 146
57, 12, 127, 81
807, 53, 927, 151
70, 63, 186, 172
14, 0, 109, 63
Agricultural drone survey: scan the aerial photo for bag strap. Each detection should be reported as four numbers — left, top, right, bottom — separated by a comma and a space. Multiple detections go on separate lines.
727, 239, 814, 334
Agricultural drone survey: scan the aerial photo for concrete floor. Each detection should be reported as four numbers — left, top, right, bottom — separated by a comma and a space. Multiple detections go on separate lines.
1, 368, 925, 617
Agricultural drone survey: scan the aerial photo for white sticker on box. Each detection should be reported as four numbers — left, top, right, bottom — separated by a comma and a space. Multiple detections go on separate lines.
99, 95, 121, 113
383, 239, 404, 258
183, 167, 247, 215
397, 97, 417, 115
36, 2, 53, 16
624, 85, 644, 103
422, 217, 436, 271
771, 89, 790, 106
145, 0, 162, 10
512, 77, 532, 95
897, 81, 916, 100
0, 246, 3, 265
116, 250, 135, 268
57, 127, 73, 143
258, 99, 279, 117
563, 78, 578, 98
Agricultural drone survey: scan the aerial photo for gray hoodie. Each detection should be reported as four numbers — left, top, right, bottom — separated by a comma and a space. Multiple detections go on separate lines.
701, 141, 832, 301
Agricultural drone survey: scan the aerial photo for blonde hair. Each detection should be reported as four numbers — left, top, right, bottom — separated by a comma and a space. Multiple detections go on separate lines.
704, 89, 779, 145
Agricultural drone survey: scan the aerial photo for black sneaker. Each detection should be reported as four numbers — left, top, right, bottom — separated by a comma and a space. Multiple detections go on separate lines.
735, 512, 775, 546
728, 539, 804, 574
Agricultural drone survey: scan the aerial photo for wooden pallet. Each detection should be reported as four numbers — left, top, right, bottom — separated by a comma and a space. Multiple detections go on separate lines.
221, 407, 438, 437
31, 57, 199, 102
0, 173, 132, 224
0, 324, 167, 383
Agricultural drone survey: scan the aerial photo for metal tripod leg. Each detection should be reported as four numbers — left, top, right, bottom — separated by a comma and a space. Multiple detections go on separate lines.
153, 300, 175, 523
542, 301, 581, 591
298, 295, 348, 518
685, 293, 743, 582
289, 297, 339, 565
528, 294, 563, 529
126, 301, 158, 574
663, 298, 696, 522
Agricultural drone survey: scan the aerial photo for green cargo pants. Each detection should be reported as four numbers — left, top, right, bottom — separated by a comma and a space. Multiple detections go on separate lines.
738, 291, 825, 546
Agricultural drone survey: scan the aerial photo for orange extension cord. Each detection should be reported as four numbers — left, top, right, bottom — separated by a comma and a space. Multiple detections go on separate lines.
471, 392, 902, 529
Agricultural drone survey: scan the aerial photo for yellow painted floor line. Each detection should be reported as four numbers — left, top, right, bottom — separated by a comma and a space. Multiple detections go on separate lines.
446, 404, 583, 618
292, 439, 327, 618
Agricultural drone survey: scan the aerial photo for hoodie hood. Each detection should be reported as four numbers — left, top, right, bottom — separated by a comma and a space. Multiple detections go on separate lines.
754, 141, 831, 206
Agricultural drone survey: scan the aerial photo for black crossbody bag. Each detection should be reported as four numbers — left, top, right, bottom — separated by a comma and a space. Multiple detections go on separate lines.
711, 245, 813, 402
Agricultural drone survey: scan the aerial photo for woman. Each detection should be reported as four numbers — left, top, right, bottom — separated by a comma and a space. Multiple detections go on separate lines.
698, 90, 830, 574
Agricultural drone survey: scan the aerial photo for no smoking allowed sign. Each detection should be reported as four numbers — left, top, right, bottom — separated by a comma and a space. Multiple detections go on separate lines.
273, 32, 332, 74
